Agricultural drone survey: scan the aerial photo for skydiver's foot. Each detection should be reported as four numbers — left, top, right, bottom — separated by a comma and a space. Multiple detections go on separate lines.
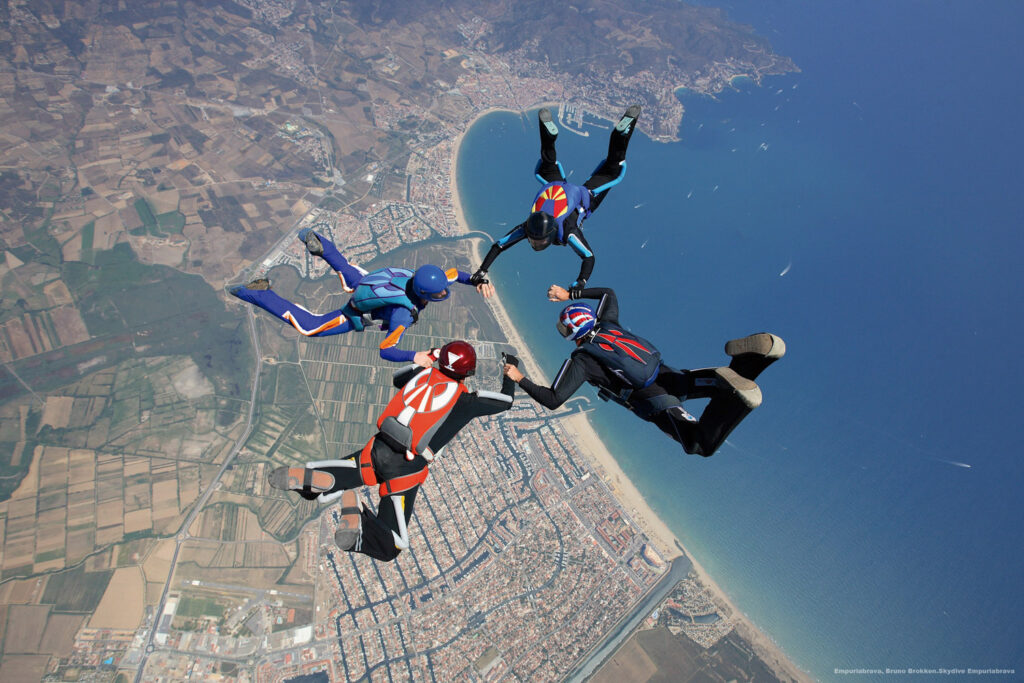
725, 333, 786, 360
538, 108, 559, 140
334, 490, 363, 551
229, 278, 271, 299
715, 367, 762, 410
246, 278, 272, 291
297, 228, 323, 256
267, 466, 335, 494
614, 105, 642, 135
725, 333, 786, 381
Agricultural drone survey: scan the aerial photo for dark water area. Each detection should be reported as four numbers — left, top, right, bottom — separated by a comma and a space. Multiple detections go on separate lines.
457, 2, 1024, 677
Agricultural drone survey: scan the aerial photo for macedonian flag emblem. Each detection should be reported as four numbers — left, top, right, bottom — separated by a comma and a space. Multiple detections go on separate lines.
533, 185, 569, 219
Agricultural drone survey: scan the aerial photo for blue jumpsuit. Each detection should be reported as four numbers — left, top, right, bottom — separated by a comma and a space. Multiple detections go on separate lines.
231, 232, 472, 363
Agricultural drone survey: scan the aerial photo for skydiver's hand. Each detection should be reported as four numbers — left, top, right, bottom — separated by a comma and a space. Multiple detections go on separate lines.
547, 284, 569, 302
503, 364, 525, 383
476, 281, 495, 298
414, 351, 436, 368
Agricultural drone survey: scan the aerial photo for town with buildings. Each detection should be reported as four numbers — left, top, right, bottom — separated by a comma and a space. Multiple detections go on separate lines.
0, 1, 797, 681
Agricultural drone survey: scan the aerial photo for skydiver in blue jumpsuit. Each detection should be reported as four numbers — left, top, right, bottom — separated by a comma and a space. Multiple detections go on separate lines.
471, 105, 642, 297
230, 229, 493, 367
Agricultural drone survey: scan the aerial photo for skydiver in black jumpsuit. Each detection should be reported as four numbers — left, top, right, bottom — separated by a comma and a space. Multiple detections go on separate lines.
471, 105, 642, 297
503, 285, 785, 456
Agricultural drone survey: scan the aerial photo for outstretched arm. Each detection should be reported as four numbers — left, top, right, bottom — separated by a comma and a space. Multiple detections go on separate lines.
474, 223, 527, 280
392, 364, 422, 389
547, 285, 619, 324
565, 228, 596, 295
448, 267, 493, 298
379, 309, 435, 367
504, 356, 586, 410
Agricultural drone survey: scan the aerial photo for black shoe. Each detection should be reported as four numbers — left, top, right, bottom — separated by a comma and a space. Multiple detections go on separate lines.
615, 105, 642, 134
267, 466, 335, 493
297, 228, 323, 256
538, 108, 559, 140
334, 490, 362, 551
725, 333, 786, 360
725, 333, 785, 380
715, 367, 762, 410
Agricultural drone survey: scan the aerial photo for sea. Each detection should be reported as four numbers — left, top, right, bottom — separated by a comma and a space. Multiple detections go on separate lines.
456, 1, 1024, 680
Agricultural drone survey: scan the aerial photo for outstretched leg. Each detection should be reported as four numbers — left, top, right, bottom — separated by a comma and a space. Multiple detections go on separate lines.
726, 333, 786, 381
350, 486, 419, 562
267, 456, 362, 501
651, 367, 761, 457
298, 229, 367, 293
230, 280, 354, 337
535, 108, 566, 183
582, 105, 641, 212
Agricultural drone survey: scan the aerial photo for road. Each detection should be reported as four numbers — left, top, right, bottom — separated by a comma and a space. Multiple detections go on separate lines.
133, 307, 265, 682
566, 555, 693, 683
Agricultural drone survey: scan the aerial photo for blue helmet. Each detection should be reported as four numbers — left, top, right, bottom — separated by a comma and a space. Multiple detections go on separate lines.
557, 303, 596, 341
412, 265, 450, 302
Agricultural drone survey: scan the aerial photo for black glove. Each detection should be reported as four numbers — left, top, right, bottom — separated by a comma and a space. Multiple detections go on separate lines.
568, 280, 586, 299
501, 352, 520, 368
470, 269, 489, 286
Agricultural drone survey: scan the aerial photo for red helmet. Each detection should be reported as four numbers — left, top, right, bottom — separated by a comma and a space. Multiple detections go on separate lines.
436, 340, 476, 379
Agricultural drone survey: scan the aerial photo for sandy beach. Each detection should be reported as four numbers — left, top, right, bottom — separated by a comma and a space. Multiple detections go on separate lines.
449, 108, 808, 682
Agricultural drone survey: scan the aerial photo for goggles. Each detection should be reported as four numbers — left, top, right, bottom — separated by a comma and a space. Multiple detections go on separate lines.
426, 288, 450, 301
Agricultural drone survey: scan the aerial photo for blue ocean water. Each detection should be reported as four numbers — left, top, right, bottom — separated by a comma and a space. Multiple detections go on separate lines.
457, 2, 1024, 678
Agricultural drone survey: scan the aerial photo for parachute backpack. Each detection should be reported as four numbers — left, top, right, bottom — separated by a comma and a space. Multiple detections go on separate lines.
577, 321, 662, 390
343, 267, 418, 330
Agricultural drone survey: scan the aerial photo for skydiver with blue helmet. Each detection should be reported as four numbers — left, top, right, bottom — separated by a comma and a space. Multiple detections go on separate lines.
471, 105, 642, 298
230, 229, 494, 367
502, 284, 785, 456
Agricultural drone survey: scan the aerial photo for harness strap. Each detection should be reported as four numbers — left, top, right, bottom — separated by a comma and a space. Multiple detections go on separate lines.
341, 302, 365, 331
358, 436, 429, 497
358, 439, 378, 486
379, 469, 428, 497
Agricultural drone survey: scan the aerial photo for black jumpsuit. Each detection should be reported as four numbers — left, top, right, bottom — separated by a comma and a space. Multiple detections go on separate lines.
517, 287, 757, 457
477, 111, 637, 290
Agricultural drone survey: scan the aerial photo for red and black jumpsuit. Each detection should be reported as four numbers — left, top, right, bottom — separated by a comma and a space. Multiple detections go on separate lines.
308, 365, 516, 562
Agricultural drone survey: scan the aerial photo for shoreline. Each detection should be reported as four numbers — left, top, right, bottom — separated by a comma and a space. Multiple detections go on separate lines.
448, 108, 808, 682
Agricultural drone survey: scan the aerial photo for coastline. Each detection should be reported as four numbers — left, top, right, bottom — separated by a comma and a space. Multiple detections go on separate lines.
448, 109, 808, 682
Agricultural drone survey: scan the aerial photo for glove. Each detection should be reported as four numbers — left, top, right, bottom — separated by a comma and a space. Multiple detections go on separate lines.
569, 280, 586, 299
470, 269, 489, 286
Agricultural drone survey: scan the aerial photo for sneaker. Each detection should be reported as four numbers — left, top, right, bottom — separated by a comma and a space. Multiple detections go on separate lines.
267, 466, 335, 493
334, 490, 362, 551
297, 228, 323, 256
715, 367, 762, 410
246, 278, 272, 291
615, 105, 642, 134
538, 108, 559, 138
230, 278, 271, 297
725, 333, 786, 361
